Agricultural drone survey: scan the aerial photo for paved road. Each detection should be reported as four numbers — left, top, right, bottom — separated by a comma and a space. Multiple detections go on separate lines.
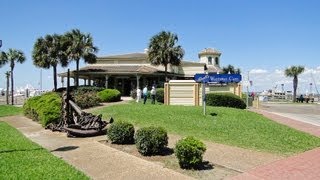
259, 103, 320, 127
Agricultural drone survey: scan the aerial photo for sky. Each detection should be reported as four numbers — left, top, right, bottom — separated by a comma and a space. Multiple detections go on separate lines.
1, 0, 320, 94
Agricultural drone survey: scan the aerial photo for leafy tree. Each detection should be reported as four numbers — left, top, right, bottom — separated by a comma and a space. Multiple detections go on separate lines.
147, 31, 184, 82
5, 71, 10, 105
285, 66, 305, 102
222, 64, 241, 74
32, 34, 68, 91
64, 29, 98, 87
0, 49, 26, 105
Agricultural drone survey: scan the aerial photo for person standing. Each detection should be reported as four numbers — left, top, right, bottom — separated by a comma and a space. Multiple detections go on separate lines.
151, 86, 156, 104
136, 87, 141, 103
143, 85, 148, 104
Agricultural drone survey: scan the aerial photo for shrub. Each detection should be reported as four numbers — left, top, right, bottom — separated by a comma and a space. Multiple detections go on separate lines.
206, 93, 246, 109
155, 88, 164, 103
23, 92, 61, 126
76, 86, 105, 93
97, 89, 121, 102
107, 121, 135, 144
135, 126, 168, 156
175, 136, 206, 169
72, 90, 101, 109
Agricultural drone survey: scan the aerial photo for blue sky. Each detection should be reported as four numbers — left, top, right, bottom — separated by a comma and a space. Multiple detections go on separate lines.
1, 0, 320, 93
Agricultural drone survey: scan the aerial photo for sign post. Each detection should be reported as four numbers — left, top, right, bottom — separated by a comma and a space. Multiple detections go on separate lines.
202, 82, 206, 115
194, 73, 242, 115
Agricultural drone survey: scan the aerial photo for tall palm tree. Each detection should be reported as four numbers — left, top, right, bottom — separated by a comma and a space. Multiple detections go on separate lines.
64, 29, 98, 87
0, 49, 26, 105
285, 65, 305, 102
147, 31, 184, 82
222, 64, 241, 74
33, 34, 68, 91
5, 71, 10, 105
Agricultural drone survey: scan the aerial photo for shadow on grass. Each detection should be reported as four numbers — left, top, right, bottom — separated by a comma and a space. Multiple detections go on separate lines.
51, 146, 78, 152
0, 147, 43, 154
182, 161, 214, 171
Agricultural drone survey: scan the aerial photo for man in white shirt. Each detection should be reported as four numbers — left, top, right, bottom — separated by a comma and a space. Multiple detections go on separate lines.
143, 85, 148, 104
151, 86, 156, 104
136, 87, 141, 103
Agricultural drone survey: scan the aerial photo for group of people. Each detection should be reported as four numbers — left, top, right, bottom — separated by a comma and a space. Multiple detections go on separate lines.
136, 85, 156, 104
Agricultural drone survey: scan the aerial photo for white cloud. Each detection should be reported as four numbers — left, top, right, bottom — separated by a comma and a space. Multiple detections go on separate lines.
249, 69, 268, 74
246, 67, 320, 94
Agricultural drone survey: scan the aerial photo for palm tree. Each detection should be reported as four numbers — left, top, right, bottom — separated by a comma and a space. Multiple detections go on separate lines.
33, 34, 68, 91
222, 64, 241, 74
285, 65, 305, 102
147, 31, 184, 82
64, 29, 98, 87
0, 49, 26, 105
5, 71, 10, 105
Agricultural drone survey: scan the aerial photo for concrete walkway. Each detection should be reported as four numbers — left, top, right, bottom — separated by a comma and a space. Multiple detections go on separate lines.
231, 147, 320, 180
0, 116, 192, 180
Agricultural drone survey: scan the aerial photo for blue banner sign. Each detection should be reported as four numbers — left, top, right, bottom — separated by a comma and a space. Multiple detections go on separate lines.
194, 73, 242, 83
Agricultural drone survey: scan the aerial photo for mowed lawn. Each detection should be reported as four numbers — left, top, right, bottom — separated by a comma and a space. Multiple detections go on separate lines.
0, 105, 22, 117
94, 103, 320, 155
0, 105, 88, 179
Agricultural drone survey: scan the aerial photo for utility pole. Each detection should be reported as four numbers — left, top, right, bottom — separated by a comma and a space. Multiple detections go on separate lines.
246, 71, 249, 108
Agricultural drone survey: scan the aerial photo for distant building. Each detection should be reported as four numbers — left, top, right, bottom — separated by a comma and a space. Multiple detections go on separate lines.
58, 48, 236, 96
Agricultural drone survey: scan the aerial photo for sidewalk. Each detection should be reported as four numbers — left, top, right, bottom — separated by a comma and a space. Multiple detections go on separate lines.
231, 147, 320, 180
1, 115, 192, 180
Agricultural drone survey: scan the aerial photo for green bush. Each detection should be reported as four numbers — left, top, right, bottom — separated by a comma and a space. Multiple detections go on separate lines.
76, 86, 105, 93
97, 89, 121, 102
155, 88, 164, 103
135, 126, 168, 156
206, 93, 246, 109
175, 136, 206, 169
72, 90, 101, 109
107, 121, 135, 144
23, 92, 61, 127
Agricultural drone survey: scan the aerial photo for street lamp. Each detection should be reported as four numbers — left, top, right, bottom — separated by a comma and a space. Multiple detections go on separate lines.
310, 83, 313, 96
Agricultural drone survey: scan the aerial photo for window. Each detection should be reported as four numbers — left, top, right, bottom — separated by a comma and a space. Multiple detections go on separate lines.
208, 57, 212, 65
215, 57, 219, 65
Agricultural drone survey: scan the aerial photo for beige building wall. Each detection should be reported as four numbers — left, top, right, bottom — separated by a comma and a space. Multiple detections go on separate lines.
165, 80, 242, 106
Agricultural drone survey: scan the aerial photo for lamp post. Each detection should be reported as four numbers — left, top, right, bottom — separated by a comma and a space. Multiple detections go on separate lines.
310, 83, 313, 96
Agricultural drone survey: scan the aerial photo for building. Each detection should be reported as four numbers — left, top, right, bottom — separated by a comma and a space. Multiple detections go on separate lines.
58, 48, 234, 96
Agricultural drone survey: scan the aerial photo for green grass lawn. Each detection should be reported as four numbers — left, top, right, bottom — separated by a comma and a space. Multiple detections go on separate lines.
0, 105, 22, 117
94, 103, 320, 155
0, 122, 88, 179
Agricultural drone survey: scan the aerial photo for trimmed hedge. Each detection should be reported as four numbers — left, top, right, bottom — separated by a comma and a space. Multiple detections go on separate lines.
97, 89, 121, 102
72, 90, 101, 109
107, 121, 135, 144
23, 92, 61, 127
135, 126, 168, 156
175, 136, 206, 169
206, 93, 246, 109
155, 88, 164, 103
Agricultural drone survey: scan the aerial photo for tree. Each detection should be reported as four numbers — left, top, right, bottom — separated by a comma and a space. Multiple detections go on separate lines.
32, 34, 68, 91
222, 64, 241, 74
5, 71, 10, 105
0, 49, 26, 105
64, 29, 98, 87
285, 65, 305, 102
147, 31, 184, 82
